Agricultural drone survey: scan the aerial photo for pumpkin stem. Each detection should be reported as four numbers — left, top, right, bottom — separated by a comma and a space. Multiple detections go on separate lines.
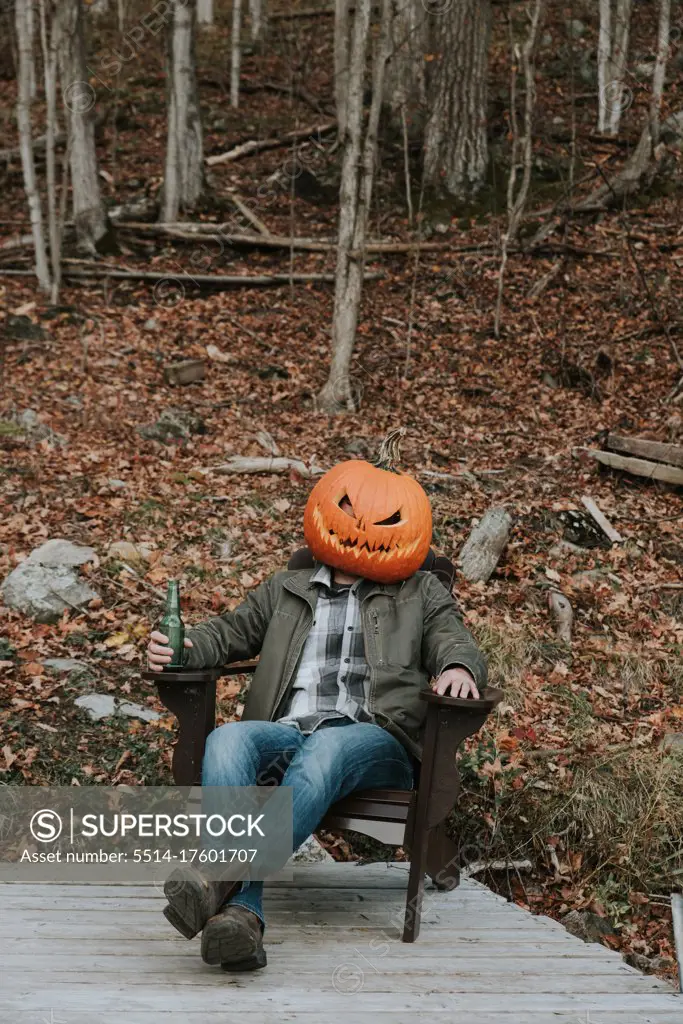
374, 428, 405, 472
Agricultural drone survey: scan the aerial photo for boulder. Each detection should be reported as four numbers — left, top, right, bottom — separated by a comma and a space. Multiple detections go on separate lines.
1, 539, 100, 624
74, 694, 161, 722
562, 909, 616, 943
137, 407, 206, 444
15, 409, 68, 447
43, 658, 90, 674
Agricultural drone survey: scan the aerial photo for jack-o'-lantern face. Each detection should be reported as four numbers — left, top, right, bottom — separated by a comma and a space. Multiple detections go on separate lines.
303, 430, 432, 583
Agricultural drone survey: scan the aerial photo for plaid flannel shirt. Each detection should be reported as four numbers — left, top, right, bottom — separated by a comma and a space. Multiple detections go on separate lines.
276, 564, 373, 734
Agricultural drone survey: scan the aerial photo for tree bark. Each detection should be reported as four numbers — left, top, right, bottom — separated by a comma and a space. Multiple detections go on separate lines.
56, 0, 108, 254
15, 0, 51, 293
197, 0, 213, 26
383, 0, 427, 137
162, 0, 204, 222
248, 0, 266, 42
231, 0, 244, 108
317, 0, 392, 413
494, 0, 543, 338
38, 0, 61, 300
423, 0, 492, 199
334, 0, 351, 140
597, 0, 633, 136
650, 0, 671, 143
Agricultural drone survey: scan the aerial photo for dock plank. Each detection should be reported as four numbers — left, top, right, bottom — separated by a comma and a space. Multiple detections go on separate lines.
0, 863, 678, 1023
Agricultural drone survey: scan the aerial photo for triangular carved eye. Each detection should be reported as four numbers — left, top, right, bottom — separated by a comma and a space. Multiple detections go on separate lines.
374, 510, 402, 526
338, 495, 354, 516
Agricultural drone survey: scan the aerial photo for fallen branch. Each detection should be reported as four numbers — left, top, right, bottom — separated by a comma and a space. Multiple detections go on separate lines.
206, 120, 337, 166
117, 222, 455, 253
226, 191, 272, 236
270, 5, 335, 18
464, 859, 533, 875
0, 267, 383, 288
580, 496, 624, 544
581, 448, 683, 487
548, 590, 573, 644
605, 432, 683, 469
458, 507, 513, 583
205, 456, 326, 478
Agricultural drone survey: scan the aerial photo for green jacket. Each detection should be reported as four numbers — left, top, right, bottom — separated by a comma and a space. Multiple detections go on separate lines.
183, 568, 487, 760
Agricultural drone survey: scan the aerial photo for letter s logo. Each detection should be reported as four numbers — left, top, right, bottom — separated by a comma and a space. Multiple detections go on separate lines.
30, 809, 63, 843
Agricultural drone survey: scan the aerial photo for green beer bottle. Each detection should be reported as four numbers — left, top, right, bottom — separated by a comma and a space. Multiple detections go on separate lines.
160, 580, 185, 669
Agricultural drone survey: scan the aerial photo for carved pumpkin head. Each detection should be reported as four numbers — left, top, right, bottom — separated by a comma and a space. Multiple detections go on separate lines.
303, 429, 432, 583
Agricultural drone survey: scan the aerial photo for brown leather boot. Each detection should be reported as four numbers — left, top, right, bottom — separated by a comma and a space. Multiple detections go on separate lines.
201, 905, 266, 970
163, 866, 238, 940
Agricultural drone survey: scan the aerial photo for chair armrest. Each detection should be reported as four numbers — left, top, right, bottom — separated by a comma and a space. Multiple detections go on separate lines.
418, 686, 503, 830
420, 686, 503, 713
141, 662, 258, 784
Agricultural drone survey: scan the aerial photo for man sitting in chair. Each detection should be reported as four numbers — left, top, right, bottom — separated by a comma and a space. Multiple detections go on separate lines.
147, 431, 487, 972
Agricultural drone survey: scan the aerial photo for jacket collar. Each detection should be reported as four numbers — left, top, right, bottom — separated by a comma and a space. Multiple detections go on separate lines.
282, 563, 405, 603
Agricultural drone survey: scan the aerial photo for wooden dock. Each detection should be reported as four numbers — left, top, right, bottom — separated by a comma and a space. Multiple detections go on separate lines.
0, 862, 679, 1024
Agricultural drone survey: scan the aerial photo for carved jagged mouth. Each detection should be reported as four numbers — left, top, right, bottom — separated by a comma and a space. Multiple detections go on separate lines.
312, 506, 421, 562
331, 532, 397, 554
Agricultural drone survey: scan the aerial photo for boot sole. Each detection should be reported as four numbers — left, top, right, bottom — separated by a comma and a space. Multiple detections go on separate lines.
163, 870, 212, 940
201, 916, 265, 968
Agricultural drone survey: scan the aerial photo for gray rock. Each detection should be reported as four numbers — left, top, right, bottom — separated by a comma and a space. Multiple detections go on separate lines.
16, 409, 68, 447
74, 694, 161, 722
1, 564, 100, 624
107, 479, 127, 490
289, 834, 334, 864
541, 31, 553, 47
26, 539, 97, 568
662, 732, 683, 752
625, 951, 653, 973
1, 539, 100, 623
137, 406, 206, 444
143, 318, 158, 331
43, 658, 89, 674
562, 909, 616, 943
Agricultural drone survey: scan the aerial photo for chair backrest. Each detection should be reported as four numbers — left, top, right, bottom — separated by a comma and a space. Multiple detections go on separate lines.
286, 546, 456, 592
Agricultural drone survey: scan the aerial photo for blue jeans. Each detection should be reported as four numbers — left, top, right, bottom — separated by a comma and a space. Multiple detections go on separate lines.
202, 719, 414, 928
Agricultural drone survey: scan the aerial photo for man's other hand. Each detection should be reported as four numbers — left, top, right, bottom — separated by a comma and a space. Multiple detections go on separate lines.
147, 630, 193, 672
432, 667, 480, 700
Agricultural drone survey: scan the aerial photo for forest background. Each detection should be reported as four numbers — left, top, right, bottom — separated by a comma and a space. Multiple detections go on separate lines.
0, 0, 682, 982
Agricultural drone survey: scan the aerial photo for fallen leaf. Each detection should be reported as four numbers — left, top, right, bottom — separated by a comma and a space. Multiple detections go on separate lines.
105, 631, 131, 648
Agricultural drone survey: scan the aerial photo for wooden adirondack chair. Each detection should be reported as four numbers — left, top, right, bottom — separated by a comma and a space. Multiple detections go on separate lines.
143, 548, 501, 942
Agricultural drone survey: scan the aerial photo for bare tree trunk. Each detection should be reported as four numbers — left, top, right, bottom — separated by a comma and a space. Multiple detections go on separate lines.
334, 0, 350, 140
26, 0, 37, 98
197, 0, 213, 26
38, 0, 61, 300
597, 0, 612, 133
494, 0, 543, 338
597, 0, 633, 136
318, 0, 392, 413
231, 0, 243, 108
650, 0, 671, 142
162, 0, 204, 222
15, 0, 51, 293
607, 0, 632, 135
56, 0, 108, 253
248, 0, 266, 43
383, 0, 427, 136
423, 0, 492, 199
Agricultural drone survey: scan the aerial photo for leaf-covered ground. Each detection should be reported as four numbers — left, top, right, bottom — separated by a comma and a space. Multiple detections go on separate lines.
1, 0, 682, 982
